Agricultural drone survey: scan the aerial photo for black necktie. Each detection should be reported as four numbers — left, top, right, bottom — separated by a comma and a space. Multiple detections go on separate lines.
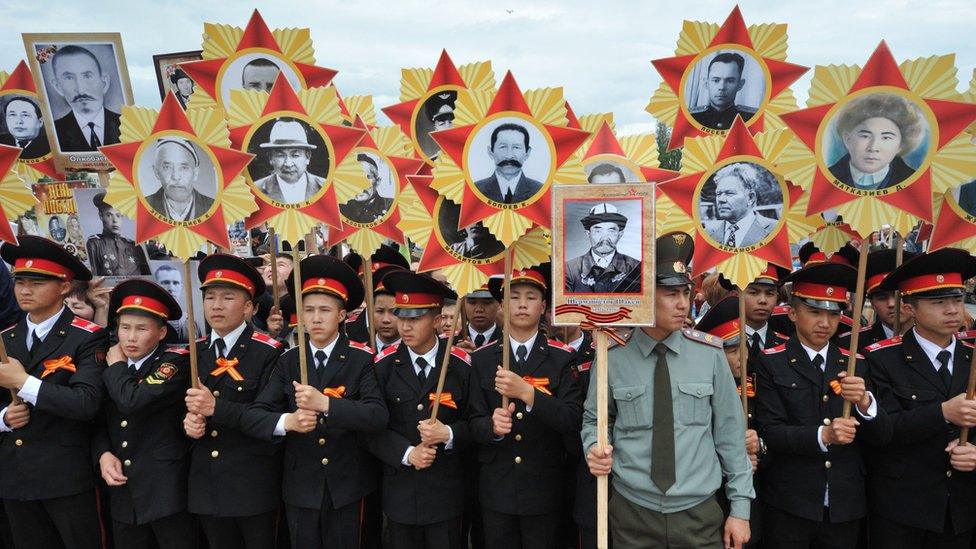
29, 329, 42, 356
750, 332, 762, 356
812, 354, 825, 372
315, 350, 328, 370
87, 122, 101, 148
651, 343, 675, 493
474, 334, 486, 348
937, 350, 952, 391
516, 344, 528, 365
416, 357, 428, 384
504, 187, 514, 204
213, 338, 225, 359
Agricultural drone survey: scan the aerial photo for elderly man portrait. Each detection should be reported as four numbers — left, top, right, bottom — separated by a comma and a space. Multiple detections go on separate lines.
473, 122, 544, 204
0, 96, 50, 159
565, 202, 642, 293
827, 92, 925, 191
689, 52, 758, 130
49, 45, 122, 151
144, 137, 214, 221
703, 163, 777, 248
339, 154, 393, 223
253, 118, 325, 204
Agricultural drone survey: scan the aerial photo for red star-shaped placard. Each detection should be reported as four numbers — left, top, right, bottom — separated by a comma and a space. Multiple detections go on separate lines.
0, 61, 59, 180
383, 50, 465, 148
582, 121, 679, 183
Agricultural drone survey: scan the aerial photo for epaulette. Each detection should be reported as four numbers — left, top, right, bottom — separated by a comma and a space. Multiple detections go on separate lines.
374, 343, 399, 363
450, 347, 471, 365
70, 317, 102, 333
773, 331, 790, 340
837, 331, 852, 340
737, 104, 758, 114
955, 329, 976, 341
164, 346, 190, 355
960, 340, 975, 350
251, 331, 282, 349
1, 324, 15, 334
865, 336, 902, 353
772, 305, 792, 315
346, 309, 362, 322
837, 347, 865, 360
577, 360, 592, 373
763, 343, 787, 355
197, 336, 208, 343
682, 328, 722, 348
547, 338, 575, 353
841, 315, 854, 324
608, 328, 634, 349
348, 340, 373, 353
689, 104, 707, 113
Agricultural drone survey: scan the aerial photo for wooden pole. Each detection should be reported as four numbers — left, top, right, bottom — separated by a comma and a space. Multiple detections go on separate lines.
268, 227, 280, 314
842, 238, 871, 418
893, 234, 904, 335
364, 265, 376, 352
958, 350, 976, 445
738, 292, 749, 416
291, 244, 309, 385
430, 297, 466, 422
500, 249, 513, 409
183, 260, 199, 389
594, 328, 609, 549
0, 339, 21, 403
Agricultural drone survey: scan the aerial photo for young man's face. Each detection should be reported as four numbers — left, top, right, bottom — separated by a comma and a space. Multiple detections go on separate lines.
464, 297, 499, 332
15, 278, 71, 314
705, 61, 743, 111
202, 286, 252, 334
724, 345, 742, 378
788, 301, 841, 350
869, 290, 912, 329
743, 283, 777, 326
655, 285, 691, 333
117, 313, 167, 361
397, 311, 439, 351
303, 293, 345, 346
373, 293, 399, 343
99, 208, 124, 235
507, 284, 546, 332
907, 295, 965, 341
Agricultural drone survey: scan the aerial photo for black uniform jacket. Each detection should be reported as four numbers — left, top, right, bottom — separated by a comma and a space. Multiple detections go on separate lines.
0, 310, 107, 500
241, 334, 387, 511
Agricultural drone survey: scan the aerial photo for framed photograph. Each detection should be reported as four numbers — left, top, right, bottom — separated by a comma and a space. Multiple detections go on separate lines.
152, 50, 202, 109
552, 184, 656, 327
23, 33, 134, 172
73, 187, 150, 278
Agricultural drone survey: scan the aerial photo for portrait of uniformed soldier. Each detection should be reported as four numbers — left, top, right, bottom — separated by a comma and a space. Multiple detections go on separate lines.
565, 202, 641, 293
169, 67, 194, 109
473, 122, 544, 204
420, 90, 457, 160
86, 192, 150, 277
449, 222, 505, 260
702, 163, 778, 248
586, 163, 625, 184
47, 215, 66, 242
241, 57, 281, 93
339, 153, 394, 224
252, 119, 327, 205
144, 137, 215, 222
47, 45, 122, 152
689, 52, 758, 130
826, 92, 926, 191
0, 95, 50, 159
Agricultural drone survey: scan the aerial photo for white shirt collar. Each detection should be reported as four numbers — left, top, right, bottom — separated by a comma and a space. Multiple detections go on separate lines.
881, 323, 894, 340
27, 306, 67, 344
376, 334, 400, 350
71, 107, 105, 144
407, 339, 439, 374
494, 170, 522, 196
849, 162, 891, 189
590, 250, 615, 269
744, 323, 769, 346
569, 332, 586, 351
127, 346, 159, 371
211, 321, 248, 353
309, 333, 340, 361
913, 328, 956, 373
799, 341, 829, 370
510, 332, 539, 359
275, 172, 310, 204
468, 324, 496, 342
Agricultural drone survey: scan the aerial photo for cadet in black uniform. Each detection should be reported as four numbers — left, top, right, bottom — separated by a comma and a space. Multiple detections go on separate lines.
94, 279, 197, 548
182, 254, 285, 549
865, 248, 976, 548
754, 262, 885, 548
837, 248, 917, 352
343, 244, 410, 345
240, 254, 387, 548
0, 236, 108, 549
472, 266, 583, 549
369, 271, 491, 549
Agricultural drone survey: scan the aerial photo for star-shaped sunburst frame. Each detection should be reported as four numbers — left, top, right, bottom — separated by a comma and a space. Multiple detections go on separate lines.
0, 144, 37, 243
0, 61, 58, 182
328, 115, 425, 256
647, 6, 808, 151
807, 221, 859, 258
659, 118, 822, 288
781, 41, 976, 238
428, 72, 590, 245
227, 73, 368, 245
100, 93, 257, 261
383, 50, 495, 165
397, 173, 550, 296
181, 10, 338, 113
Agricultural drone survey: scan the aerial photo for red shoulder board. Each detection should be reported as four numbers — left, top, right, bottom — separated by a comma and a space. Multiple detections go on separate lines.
772, 305, 792, 315
773, 331, 789, 340
197, 336, 208, 343
682, 328, 722, 348
865, 336, 902, 353
450, 347, 471, 365
577, 361, 592, 373
251, 331, 283, 349
346, 309, 362, 322
840, 315, 854, 326
348, 340, 373, 353
547, 338, 575, 353
165, 346, 190, 355
955, 330, 976, 341
374, 343, 400, 363
70, 317, 102, 333
837, 347, 865, 360
763, 343, 787, 355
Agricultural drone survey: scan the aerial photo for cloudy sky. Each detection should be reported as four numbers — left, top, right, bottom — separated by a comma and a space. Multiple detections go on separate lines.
2, 0, 973, 136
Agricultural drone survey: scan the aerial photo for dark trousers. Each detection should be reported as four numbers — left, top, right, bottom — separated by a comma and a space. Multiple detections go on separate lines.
609, 488, 723, 549
764, 505, 860, 549
388, 517, 462, 549
360, 490, 383, 549
113, 511, 198, 549
286, 496, 362, 549
4, 490, 102, 549
871, 512, 974, 549
578, 524, 599, 549
198, 509, 278, 549
482, 508, 559, 549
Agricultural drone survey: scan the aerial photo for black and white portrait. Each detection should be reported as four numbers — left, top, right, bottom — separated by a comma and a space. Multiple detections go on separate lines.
436, 198, 504, 261
0, 94, 51, 160
74, 187, 149, 277
821, 92, 930, 193
415, 89, 458, 161
564, 200, 642, 293
220, 52, 301, 106
151, 259, 203, 344
584, 160, 641, 184
684, 49, 766, 131
137, 137, 218, 223
152, 50, 202, 109
339, 152, 396, 225
698, 162, 783, 249
247, 117, 330, 206
467, 117, 551, 205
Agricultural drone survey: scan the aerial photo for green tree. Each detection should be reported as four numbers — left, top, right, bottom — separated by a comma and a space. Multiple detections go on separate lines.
656, 121, 682, 172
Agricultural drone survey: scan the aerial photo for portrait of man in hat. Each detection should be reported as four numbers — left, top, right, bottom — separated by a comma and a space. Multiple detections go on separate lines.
339, 153, 394, 224
251, 118, 328, 205
417, 90, 457, 160
143, 137, 215, 222
702, 162, 779, 248
565, 201, 642, 293
0, 95, 50, 159
169, 67, 194, 109
473, 120, 545, 204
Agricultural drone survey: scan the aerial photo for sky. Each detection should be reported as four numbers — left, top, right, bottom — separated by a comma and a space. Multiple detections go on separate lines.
1, 0, 973, 136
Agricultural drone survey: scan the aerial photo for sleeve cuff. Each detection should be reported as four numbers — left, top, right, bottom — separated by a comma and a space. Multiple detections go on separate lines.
817, 426, 828, 453
273, 414, 287, 437
0, 407, 10, 432
729, 499, 751, 521
856, 392, 878, 420
401, 446, 414, 466
18, 375, 41, 405
444, 426, 455, 450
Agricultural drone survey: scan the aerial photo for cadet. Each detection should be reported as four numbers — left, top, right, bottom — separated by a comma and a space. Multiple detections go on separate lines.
94, 279, 197, 547
86, 191, 150, 277
369, 270, 490, 548
583, 232, 753, 549
458, 285, 501, 351
754, 261, 884, 547
240, 254, 387, 548
865, 248, 976, 547
343, 244, 410, 345
183, 254, 285, 549
837, 248, 916, 352
0, 236, 108, 548
471, 266, 583, 549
